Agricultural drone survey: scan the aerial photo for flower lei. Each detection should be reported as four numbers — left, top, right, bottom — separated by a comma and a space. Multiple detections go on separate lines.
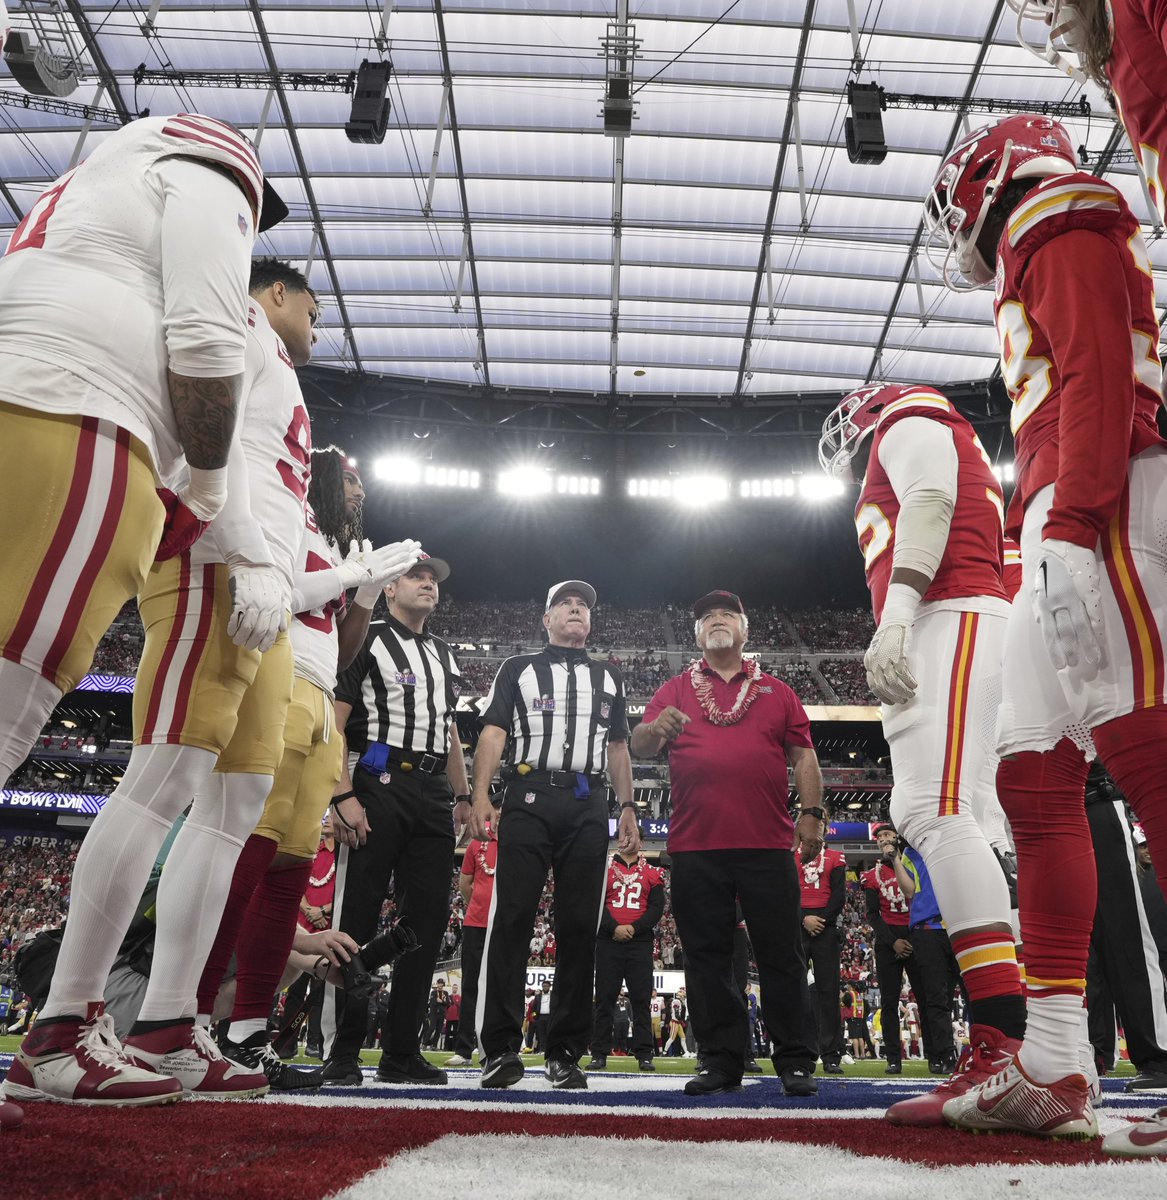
477, 843, 496, 878
688, 656, 764, 726
612, 853, 643, 882
801, 847, 825, 886
308, 859, 335, 889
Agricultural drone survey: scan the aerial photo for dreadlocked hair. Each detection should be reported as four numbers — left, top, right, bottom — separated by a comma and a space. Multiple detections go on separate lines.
308, 447, 360, 549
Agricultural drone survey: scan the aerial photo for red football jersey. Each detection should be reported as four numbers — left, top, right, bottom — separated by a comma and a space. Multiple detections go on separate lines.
461, 838, 498, 929
604, 857, 665, 925
856, 390, 1007, 622
995, 172, 1164, 545
861, 863, 910, 927
1109, 0, 1167, 225
1003, 536, 1023, 601
797, 846, 847, 910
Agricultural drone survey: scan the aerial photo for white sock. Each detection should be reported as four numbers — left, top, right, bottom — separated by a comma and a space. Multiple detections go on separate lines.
228, 1018, 268, 1043
135, 772, 271, 1023
1019, 994, 1084, 1083
0, 661, 61, 787
40, 744, 217, 1020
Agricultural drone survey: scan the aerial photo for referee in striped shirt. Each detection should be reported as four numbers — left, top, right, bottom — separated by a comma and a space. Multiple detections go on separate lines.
322, 554, 470, 1087
469, 580, 640, 1089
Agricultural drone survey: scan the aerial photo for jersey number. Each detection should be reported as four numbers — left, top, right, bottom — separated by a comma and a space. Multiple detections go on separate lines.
296, 550, 339, 634
6, 170, 77, 255
855, 503, 893, 570
611, 879, 642, 910
277, 404, 312, 504
997, 300, 1053, 435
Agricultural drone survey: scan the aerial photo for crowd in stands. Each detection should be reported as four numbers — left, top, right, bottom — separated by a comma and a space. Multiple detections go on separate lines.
6, 763, 115, 796
426, 599, 547, 649
818, 658, 878, 705
87, 603, 144, 676
0, 839, 77, 983
606, 653, 673, 698
790, 608, 874, 653
741, 605, 799, 650
761, 657, 824, 704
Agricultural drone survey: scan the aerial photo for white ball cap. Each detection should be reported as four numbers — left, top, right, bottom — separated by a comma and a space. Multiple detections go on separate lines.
545, 580, 597, 611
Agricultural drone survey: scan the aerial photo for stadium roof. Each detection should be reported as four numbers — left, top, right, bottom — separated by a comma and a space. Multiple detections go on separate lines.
1, 1, 1163, 452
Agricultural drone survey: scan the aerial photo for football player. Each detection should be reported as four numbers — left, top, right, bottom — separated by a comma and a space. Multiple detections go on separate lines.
820, 385, 1025, 1124
1007, 0, 1166, 223
193, 449, 419, 1089
924, 112, 1167, 1139
0, 114, 285, 791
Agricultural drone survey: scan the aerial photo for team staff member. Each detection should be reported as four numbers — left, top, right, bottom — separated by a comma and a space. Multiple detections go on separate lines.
444, 835, 498, 1066
321, 555, 468, 1087
926, 113, 1166, 1141
586, 851, 666, 1072
797, 833, 848, 1074
468, 580, 639, 1090
632, 590, 822, 1097
0, 114, 285, 798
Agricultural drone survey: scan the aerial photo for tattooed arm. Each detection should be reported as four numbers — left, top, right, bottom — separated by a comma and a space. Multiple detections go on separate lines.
166, 370, 243, 469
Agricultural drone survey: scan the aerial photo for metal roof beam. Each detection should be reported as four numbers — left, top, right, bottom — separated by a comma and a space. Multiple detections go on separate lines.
433, 0, 491, 392
246, 0, 362, 372
63, 0, 133, 122
732, 0, 817, 403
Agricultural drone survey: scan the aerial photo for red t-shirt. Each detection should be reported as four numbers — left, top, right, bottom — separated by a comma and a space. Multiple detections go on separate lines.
297, 842, 336, 932
995, 173, 1163, 545
860, 863, 910, 928
797, 846, 847, 910
461, 838, 497, 929
643, 662, 814, 852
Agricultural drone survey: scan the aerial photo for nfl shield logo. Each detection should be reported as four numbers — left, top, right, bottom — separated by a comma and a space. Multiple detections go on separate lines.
600, 701, 611, 719
237, 213, 248, 236
524, 792, 536, 804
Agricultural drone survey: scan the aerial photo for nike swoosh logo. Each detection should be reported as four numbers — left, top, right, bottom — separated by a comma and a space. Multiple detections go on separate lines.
1039, 561, 1048, 595
977, 1077, 1023, 1112
1128, 1126, 1167, 1147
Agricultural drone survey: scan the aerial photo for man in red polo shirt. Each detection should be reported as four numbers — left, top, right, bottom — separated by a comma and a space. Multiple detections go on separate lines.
797, 831, 848, 1074
632, 590, 824, 1097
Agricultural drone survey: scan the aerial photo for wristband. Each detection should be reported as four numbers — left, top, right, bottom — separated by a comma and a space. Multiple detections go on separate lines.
799, 806, 826, 821
182, 465, 229, 522
453, 794, 472, 807
619, 802, 637, 811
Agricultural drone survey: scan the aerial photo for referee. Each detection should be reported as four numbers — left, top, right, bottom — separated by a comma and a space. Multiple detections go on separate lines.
468, 580, 640, 1089
321, 554, 470, 1087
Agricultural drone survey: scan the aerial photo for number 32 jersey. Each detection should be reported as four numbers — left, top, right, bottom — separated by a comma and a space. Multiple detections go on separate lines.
603, 858, 665, 928
856, 390, 1007, 622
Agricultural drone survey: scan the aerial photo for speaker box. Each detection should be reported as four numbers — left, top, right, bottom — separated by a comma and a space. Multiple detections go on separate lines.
345, 59, 392, 145
845, 82, 887, 166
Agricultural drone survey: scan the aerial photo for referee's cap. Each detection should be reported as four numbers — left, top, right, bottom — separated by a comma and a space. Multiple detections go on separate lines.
545, 580, 596, 611
406, 553, 450, 582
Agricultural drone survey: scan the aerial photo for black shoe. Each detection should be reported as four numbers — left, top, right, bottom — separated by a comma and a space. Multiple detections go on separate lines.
306, 1043, 323, 1060
585, 1056, 607, 1071
226, 1031, 324, 1091
780, 1067, 819, 1097
743, 1058, 764, 1074
822, 1060, 844, 1075
1124, 1070, 1167, 1092
376, 1053, 448, 1085
928, 1058, 955, 1076
884, 1061, 902, 1075
684, 1069, 742, 1096
342, 923, 421, 1003
322, 1055, 364, 1086
546, 1058, 588, 1089
638, 1057, 656, 1072
481, 1052, 525, 1089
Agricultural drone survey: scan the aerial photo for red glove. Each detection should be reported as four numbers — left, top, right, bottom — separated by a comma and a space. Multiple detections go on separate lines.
154, 488, 211, 561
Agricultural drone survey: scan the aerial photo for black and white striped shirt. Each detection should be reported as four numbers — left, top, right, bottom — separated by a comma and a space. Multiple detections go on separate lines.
337, 616, 462, 756
480, 645, 628, 774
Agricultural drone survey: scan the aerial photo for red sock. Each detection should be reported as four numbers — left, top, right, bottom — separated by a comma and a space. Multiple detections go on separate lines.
231, 857, 313, 1021
996, 738, 1094, 1004
1094, 706, 1167, 907
948, 929, 1023, 1001
195, 834, 278, 1016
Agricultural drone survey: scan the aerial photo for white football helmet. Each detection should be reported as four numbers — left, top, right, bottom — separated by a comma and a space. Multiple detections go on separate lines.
819, 384, 913, 483
1003, 0, 1093, 81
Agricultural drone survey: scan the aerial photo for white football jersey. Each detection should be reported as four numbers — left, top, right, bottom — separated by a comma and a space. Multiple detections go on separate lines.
291, 507, 344, 696
191, 302, 310, 591
0, 116, 259, 482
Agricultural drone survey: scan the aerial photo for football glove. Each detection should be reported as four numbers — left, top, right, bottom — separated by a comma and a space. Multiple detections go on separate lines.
1032, 537, 1104, 679
154, 488, 210, 561
864, 583, 920, 705
354, 539, 422, 608
227, 564, 288, 652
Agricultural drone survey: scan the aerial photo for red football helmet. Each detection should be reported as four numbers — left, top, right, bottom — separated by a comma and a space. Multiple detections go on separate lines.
1004, 0, 1094, 80
924, 114, 1078, 290
819, 384, 928, 482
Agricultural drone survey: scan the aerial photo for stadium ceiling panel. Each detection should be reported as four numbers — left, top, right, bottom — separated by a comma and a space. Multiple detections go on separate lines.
0, 0, 1159, 455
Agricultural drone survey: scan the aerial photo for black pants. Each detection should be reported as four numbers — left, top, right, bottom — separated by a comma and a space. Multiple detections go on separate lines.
479, 777, 609, 1062
670, 849, 815, 1081
591, 935, 654, 1058
325, 764, 455, 1061
1086, 798, 1167, 1073
801, 918, 844, 1063
874, 935, 931, 1064
453, 923, 486, 1058
907, 924, 959, 1064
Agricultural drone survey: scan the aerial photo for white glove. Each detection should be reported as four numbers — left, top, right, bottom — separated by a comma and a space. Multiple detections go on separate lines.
864, 582, 920, 705
227, 565, 288, 652
181, 465, 229, 522
336, 539, 377, 590
1032, 537, 1104, 680
354, 539, 422, 608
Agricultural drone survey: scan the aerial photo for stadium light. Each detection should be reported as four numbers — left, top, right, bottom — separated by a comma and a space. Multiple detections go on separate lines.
992, 462, 1015, 484
498, 466, 553, 497
372, 455, 422, 484
797, 476, 845, 501
627, 476, 728, 506
555, 475, 602, 496
373, 457, 479, 488
422, 465, 480, 490
739, 478, 797, 499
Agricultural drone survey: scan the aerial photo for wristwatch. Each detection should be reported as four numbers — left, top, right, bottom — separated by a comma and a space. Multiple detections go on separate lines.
799, 806, 826, 821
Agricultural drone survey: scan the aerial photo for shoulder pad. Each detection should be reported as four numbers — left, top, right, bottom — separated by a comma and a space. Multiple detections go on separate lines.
1006, 173, 1126, 259
874, 389, 955, 433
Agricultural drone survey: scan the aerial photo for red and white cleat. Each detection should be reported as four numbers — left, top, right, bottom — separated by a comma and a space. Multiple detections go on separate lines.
1102, 1108, 1167, 1158
885, 1023, 1021, 1127
942, 1057, 1098, 1139
124, 1021, 269, 1099
1, 1099, 25, 1130
1, 1003, 182, 1107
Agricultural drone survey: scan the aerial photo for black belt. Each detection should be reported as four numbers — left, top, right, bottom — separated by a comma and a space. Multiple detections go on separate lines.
505, 767, 605, 789
389, 748, 447, 774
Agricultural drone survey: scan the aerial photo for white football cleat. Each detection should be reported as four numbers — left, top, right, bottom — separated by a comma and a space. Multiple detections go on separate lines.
1102, 1108, 1167, 1158
942, 1057, 1098, 1139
